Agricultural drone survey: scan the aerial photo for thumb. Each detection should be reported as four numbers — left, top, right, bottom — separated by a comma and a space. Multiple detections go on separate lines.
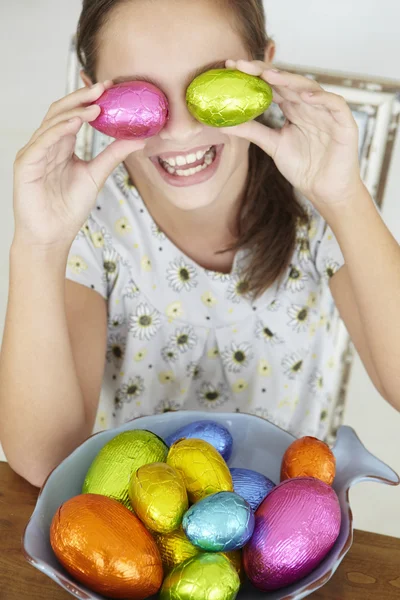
220, 120, 280, 158
88, 138, 146, 189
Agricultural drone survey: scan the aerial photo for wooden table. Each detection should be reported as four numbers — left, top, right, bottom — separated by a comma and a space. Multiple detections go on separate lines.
1, 462, 400, 599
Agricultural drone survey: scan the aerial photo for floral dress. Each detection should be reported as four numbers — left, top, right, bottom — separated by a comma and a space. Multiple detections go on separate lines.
66, 162, 345, 440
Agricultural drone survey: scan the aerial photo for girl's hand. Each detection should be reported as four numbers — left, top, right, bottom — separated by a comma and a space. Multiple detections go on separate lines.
223, 59, 364, 213
13, 82, 146, 249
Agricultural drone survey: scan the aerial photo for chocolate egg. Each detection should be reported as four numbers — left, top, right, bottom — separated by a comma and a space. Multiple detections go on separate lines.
243, 477, 341, 591
167, 439, 233, 503
183, 492, 254, 551
160, 553, 240, 600
281, 436, 336, 485
222, 550, 244, 581
165, 420, 233, 461
90, 81, 169, 139
50, 494, 163, 599
230, 467, 275, 510
153, 527, 201, 573
186, 69, 273, 127
129, 462, 188, 533
83, 430, 168, 509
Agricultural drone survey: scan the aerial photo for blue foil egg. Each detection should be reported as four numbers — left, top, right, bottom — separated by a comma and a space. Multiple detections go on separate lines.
183, 492, 254, 552
230, 468, 276, 511
165, 420, 233, 462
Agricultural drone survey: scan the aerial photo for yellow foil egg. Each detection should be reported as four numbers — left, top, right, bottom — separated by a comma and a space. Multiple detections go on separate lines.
83, 430, 168, 509
167, 439, 233, 503
129, 463, 188, 533
153, 527, 201, 573
222, 551, 244, 581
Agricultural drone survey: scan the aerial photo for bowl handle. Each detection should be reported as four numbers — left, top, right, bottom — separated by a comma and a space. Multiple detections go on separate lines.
332, 425, 400, 491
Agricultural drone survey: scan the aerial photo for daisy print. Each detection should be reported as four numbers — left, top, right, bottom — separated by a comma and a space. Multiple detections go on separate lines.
170, 326, 198, 353
106, 334, 126, 368
201, 291, 217, 307
227, 275, 250, 304
76, 222, 90, 239
309, 370, 324, 394
255, 322, 283, 345
186, 362, 204, 380
297, 237, 311, 264
109, 314, 125, 329
156, 399, 182, 413
166, 301, 184, 321
129, 304, 161, 340
161, 345, 179, 363
115, 376, 145, 409
267, 299, 281, 312
115, 217, 132, 236
123, 279, 140, 298
151, 221, 166, 241
167, 258, 198, 292
286, 265, 308, 292
197, 382, 229, 408
68, 255, 87, 275
206, 270, 232, 283
258, 359, 272, 377
282, 351, 305, 380
221, 342, 253, 373
287, 304, 310, 333
232, 379, 248, 393
134, 349, 148, 362
159, 371, 175, 384
113, 164, 139, 199
103, 247, 119, 282
322, 258, 341, 280
91, 231, 105, 248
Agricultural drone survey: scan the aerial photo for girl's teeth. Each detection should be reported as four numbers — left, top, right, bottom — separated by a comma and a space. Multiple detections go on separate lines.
162, 146, 212, 168
160, 146, 216, 177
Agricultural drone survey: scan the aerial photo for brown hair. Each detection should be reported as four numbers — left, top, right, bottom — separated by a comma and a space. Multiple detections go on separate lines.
76, 0, 308, 297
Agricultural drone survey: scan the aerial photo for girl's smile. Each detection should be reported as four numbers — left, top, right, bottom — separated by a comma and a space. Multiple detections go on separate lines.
150, 144, 225, 187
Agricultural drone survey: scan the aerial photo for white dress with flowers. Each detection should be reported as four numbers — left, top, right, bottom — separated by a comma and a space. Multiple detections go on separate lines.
66, 162, 345, 440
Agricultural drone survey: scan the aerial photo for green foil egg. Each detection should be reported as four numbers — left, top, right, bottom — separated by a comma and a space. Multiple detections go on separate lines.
129, 463, 188, 533
186, 68, 273, 127
160, 553, 240, 600
82, 430, 168, 510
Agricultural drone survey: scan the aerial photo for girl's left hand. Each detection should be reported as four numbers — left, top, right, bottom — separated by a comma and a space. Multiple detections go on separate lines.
223, 59, 365, 213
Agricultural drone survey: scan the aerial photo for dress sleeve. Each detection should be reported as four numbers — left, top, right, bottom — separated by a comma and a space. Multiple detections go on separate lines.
65, 216, 108, 299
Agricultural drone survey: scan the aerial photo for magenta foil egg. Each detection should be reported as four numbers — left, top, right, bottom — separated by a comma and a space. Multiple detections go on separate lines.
90, 81, 169, 140
243, 477, 341, 591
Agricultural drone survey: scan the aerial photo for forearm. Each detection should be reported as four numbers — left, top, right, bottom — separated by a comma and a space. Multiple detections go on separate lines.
328, 186, 400, 407
0, 242, 91, 485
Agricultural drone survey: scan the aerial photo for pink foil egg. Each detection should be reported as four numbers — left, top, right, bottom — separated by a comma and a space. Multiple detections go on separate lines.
243, 477, 341, 591
90, 81, 169, 140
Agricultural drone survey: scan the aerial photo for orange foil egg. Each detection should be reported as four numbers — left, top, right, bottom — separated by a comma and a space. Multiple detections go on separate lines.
280, 436, 336, 485
50, 494, 163, 599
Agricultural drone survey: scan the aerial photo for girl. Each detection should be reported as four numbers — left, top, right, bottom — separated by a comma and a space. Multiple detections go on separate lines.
1, 0, 399, 488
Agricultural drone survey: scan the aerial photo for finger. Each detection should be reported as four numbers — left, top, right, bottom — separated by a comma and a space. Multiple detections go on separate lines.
220, 120, 280, 158
88, 139, 146, 190
28, 104, 101, 148
301, 90, 355, 127
43, 80, 113, 121
225, 59, 284, 104
261, 69, 322, 104
16, 118, 83, 168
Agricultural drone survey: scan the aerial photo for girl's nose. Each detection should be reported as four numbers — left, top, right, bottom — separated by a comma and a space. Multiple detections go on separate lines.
159, 96, 203, 143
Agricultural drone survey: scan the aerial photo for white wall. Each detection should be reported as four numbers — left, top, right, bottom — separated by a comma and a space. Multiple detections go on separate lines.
1, 0, 399, 536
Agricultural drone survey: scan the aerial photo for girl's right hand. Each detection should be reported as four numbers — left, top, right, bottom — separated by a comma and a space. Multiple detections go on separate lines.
13, 81, 146, 249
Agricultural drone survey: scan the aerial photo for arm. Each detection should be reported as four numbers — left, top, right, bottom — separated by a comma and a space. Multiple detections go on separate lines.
0, 246, 107, 488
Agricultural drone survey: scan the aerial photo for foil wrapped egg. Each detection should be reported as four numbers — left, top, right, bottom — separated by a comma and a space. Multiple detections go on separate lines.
129, 462, 188, 533
222, 550, 244, 582
243, 477, 341, 591
160, 553, 240, 600
183, 492, 254, 552
230, 467, 275, 511
167, 439, 233, 503
153, 527, 201, 573
83, 430, 168, 509
281, 436, 336, 485
165, 420, 233, 461
90, 81, 169, 140
186, 68, 273, 127
50, 494, 163, 599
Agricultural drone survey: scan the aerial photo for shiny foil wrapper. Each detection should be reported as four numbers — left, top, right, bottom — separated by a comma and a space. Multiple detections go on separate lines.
90, 81, 169, 140
153, 527, 201, 573
243, 477, 341, 591
50, 494, 163, 599
231, 467, 275, 511
129, 462, 188, 533
186, 68, 273, 127
165, 420, 233, 462
83, 430, 168, 509
281, 436, 336, 485
160, 553, 240, 600
183, 492, 254, 552
222, 550, 244, 582
167, 439, 233, 503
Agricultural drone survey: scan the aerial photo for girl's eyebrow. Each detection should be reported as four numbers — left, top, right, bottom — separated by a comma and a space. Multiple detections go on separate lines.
112, 59, 228, 88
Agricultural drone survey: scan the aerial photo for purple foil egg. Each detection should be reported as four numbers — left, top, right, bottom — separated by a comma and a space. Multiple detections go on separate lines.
165, 420, 233, 462
230, 468, 275, 511
243, 477, 341, 591
90, 81, 169, 140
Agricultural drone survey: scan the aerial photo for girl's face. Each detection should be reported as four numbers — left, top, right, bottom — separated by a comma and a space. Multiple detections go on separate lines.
93, 0, 271, 211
